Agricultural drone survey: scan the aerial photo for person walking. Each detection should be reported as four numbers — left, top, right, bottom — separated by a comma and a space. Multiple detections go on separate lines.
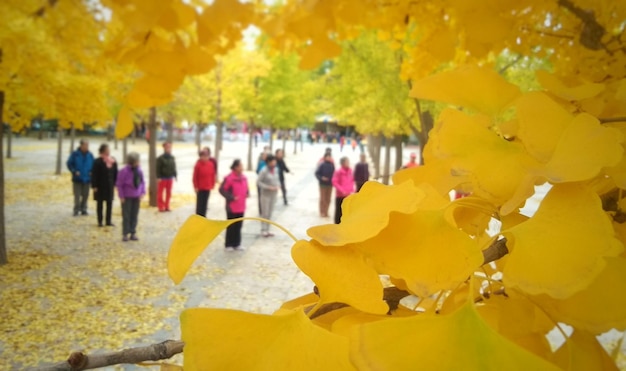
66, 139, 94, 216
257, 154, 280, 237
193, 148, 216, 217
403, 152, 419, 169
354, 153, 370, 192
332, 157, 355, 224
275, 149, 291, 205
91, 144, 118, 227
116, 152, 146, 242
156, 141, 177, 212
315, 153, 335, 218
256, 149, 268, 214
219, 159, 249, 251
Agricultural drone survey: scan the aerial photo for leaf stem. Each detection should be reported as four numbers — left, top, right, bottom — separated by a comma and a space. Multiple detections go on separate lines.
233, 217, 298, 242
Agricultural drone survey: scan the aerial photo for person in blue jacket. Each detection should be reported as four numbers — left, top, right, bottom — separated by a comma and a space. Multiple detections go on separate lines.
66, 139, 94, 216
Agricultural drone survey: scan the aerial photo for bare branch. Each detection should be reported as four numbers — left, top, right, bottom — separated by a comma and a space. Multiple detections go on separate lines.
482, 238, 509, 265
31, 340, 184, 371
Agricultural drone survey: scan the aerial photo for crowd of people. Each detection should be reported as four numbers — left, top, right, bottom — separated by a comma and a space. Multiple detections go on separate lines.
66, 138, 418, 249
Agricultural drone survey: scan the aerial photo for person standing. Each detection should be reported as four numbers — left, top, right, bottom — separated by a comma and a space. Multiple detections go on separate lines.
202, 146, 218, 178
156, 141, 177, 212
91, 144, 118, 227
116, 152, 146, 242
256, 149, 268, 214
66, 139, 94, 216
315, 153, 335, 218
403, 152, 419, 169
339, 135, 346, 152
257, 154, 280, 237
353, 153, 370, 192
332, 157, 355, 224
219, 159, 249, 251
193, 149, 216, 217
275, 149, 290, 205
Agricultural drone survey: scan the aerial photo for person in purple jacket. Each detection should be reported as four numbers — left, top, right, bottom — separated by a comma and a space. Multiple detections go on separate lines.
116, 152, 146, 242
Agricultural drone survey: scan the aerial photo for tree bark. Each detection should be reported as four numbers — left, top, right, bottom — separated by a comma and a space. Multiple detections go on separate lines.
6, 126, 12, 159
196, 123, 202, 153
32, 340, 184, 371
0, 91, 7, 265
131, 123, 137, 144
373, 134, 382, 179
148, 107, 158, 207
166, 122, 174, 143
394, 135, 403, 171
55, 125, 63, 175
293, 130, 298, 155
282, 133, 287, 152
68, 123, 75, 156
247, 120, 254, 171
107, 124, 113, 142
382, 136, 391, 185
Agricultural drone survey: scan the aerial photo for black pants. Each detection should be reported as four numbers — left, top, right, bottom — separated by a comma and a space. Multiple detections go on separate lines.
257, 185, 262, 215
280, 179, 287, 204
196, 190, 211, 217
96, 198, 113, 225
121, 198, 140, 236
356, 182, 366, 192
225, 211, 244, 247
335, 197, 345, 224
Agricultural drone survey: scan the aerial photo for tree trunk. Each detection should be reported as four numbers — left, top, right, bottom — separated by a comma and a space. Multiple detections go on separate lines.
68, 123, 75, 155
55, 125, 63, 175
196, 123, 202, 153
373, 134, 382, 179
382, 136, 391, 185
38, 125, 43, 140
214, 63, 223, 177
122, 135, 128, 162
167, 122, 174, 143
215, 121, 223, 178
148, 107, 158, 207
113, 133, 118, 150
293, 131, 298, 155
6, 127, 12, 159
394, 135, 403, 172
131, 123, 137, 144
300, 132, 304, 151
282, 133, 287, 152
107, 124, 113, 142
0, 91, 7, 265
247, 121, 254, 171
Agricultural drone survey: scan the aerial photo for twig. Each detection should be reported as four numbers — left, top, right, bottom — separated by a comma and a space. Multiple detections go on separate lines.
30, 340, 184, 371
482, 238, 509, 265
600, 117, 626, 124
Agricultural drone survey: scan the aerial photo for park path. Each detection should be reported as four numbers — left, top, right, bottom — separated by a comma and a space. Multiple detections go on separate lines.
1, 136, 371, 370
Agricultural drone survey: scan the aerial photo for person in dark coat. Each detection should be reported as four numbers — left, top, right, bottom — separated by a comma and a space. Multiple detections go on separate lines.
91, 144, 118, 227
66, 139, 94, 216
315, 153, 335, 218
353, 153, 370, 192
275, 149, 291, 205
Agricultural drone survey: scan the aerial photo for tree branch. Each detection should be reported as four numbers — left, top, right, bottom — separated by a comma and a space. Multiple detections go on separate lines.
600, 117, 626, 124
31, 340, 184, 371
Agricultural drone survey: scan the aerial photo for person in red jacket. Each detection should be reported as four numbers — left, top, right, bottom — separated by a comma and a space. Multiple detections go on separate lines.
332, 156, 355, 224
219, 159, 250, 251
193, 148, 216, 217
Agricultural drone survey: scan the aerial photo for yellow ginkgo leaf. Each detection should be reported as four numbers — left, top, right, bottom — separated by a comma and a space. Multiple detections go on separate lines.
392, 161, 466, 197
409, 65, 521, 115
279, 292, 319, 311
307, 181, 423, 246
291, 240, 389, 315
350, 301, 559, 370
553, 330, 619, 371
115, 105, 133, 139
534, 257, 626, 333
503, 184, 623, 299
181, 308, 356, 371
536, 70, 605, 101
168, 215, 236, 284
299, 36, 343, 70
354, 208, 483, 297
515, 91, 573, 162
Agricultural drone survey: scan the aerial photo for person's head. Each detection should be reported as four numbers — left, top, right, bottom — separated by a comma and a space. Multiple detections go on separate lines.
340, 156, 350, 169
163, 141, 172, 154
199, 149, 209, 161
202, 146, 212, 157
265, 154, 276, 169
98, 143, 109, 157
410, 153, 417, 162
325, 147, 332, 155
231, 159, 243, 174
263, 146, 270, 154
275, 149, 284, 159
261, 152, 268, 161
79, 139, 89, 153
324, 153, 332, 162
359, 153, 367, 163
127, 152, 140, 167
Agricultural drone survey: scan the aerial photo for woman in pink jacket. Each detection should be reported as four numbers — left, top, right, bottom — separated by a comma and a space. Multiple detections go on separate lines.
219, 159, 249, 251
332, 156, 355, 224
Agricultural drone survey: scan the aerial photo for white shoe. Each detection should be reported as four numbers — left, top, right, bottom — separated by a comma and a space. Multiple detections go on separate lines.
225, 246, 234, 251
233, 246, 246, 251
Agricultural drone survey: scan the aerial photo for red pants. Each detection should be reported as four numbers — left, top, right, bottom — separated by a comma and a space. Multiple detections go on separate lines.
157, 178, 173, 211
